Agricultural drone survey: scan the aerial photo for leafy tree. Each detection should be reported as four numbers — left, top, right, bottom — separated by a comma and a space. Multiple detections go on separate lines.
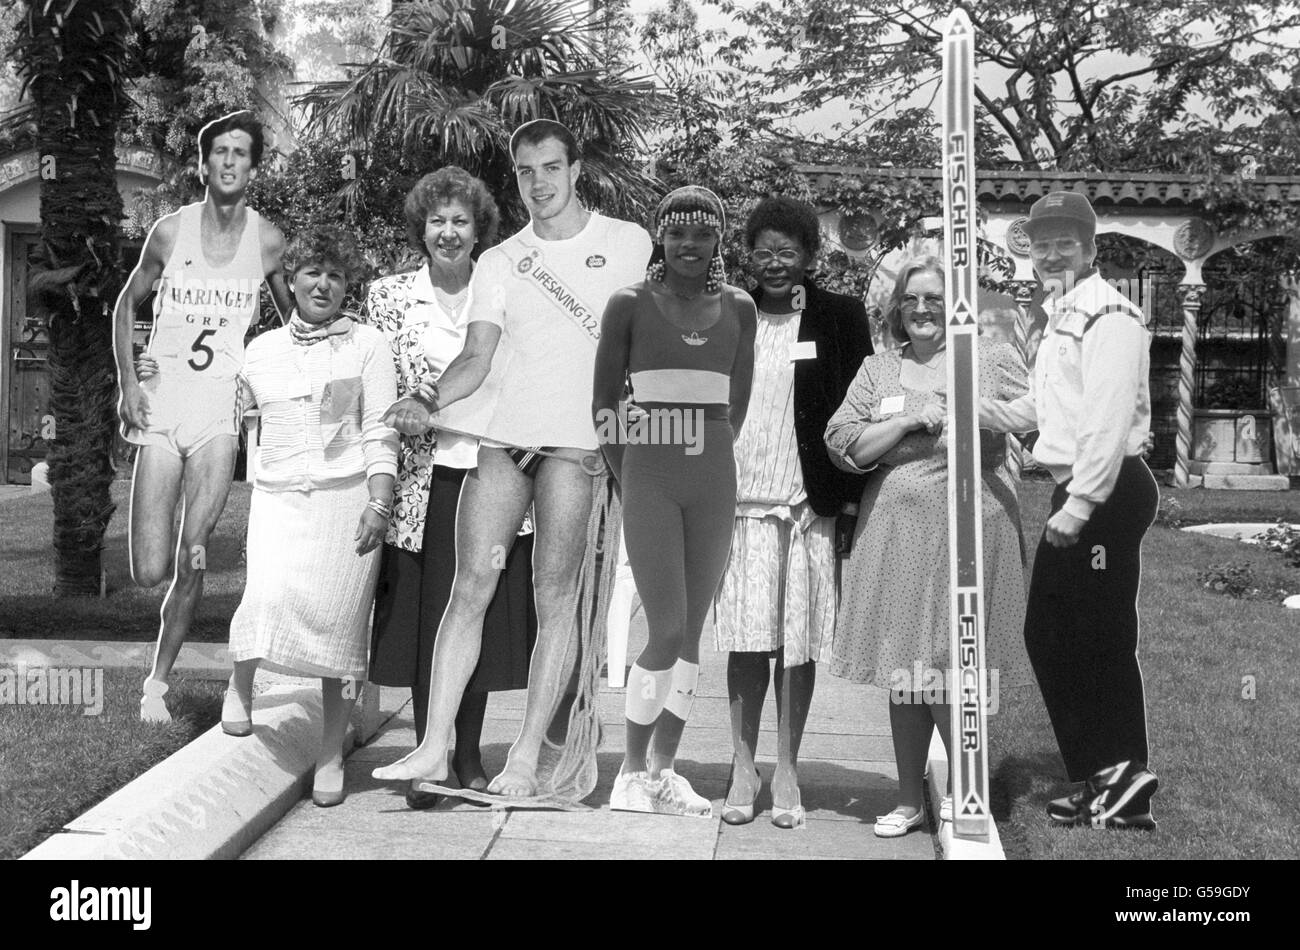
637, 0, 1014, 342
247, 125, 416, 295
127, 0, 291, 157
715, 0, 1300, 176
640, 0, 729, 176
592, 0, 636, 74
0, 4, 34, 154
296, 0, 665, 236
122, 0, 293, 236
10, 0, 133, 595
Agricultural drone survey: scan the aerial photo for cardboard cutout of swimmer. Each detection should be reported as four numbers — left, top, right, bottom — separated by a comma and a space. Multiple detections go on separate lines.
111, 110, 292, 721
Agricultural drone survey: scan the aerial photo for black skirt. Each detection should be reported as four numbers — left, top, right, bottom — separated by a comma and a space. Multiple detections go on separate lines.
369, 464, 537, 693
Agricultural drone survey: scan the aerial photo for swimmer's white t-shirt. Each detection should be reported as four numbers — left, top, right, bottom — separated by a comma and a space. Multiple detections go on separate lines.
456, 212, 651, 450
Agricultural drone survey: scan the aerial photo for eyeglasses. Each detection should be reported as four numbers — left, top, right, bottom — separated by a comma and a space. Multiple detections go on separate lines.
749, 249, 802, 267
1029, 237, 1082, 257
899, 293, 945, 312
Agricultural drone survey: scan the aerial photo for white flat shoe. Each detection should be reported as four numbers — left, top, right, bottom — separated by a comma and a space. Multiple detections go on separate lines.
940, 796, 953, 822
874, 808, 924, 838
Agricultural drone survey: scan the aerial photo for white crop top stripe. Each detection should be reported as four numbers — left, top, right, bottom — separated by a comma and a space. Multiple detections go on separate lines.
630, 368, 731, 404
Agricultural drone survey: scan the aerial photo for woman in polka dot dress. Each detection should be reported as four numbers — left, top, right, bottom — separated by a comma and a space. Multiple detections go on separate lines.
824, 256, 1032, 837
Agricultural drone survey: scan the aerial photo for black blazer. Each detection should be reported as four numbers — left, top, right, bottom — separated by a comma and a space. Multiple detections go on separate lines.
749, 280, 874, 517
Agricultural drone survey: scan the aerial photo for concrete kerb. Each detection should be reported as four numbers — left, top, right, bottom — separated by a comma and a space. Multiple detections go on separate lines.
19, 669, 404, 860
1, 639, 232, 681
925, 732, 1006, 860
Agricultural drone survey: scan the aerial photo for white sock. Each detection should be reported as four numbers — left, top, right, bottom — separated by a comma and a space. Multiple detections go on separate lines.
662, 659, 700, 721
624, 663, 672, 725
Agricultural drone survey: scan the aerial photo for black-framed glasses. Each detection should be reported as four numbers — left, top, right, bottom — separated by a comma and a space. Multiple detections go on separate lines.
899, 293, 945, 312
749, 249, 802, 267
1029, 237, 1082, 257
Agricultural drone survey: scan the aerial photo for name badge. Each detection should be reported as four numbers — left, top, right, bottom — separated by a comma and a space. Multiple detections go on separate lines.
789, 340, 817, 361
879, 395, 906, 416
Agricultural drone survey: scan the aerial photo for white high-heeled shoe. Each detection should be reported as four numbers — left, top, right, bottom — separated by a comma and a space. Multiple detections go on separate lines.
221, 687, 252, 737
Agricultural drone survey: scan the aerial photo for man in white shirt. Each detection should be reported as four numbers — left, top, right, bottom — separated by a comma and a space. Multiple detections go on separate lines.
376, 120, 652, 798
981, 191, 1160, 830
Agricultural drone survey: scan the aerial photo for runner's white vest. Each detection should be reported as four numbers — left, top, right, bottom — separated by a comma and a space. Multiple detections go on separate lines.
146, 202, 264, 382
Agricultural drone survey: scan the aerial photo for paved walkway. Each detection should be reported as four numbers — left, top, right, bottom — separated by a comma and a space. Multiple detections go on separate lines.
243, 612, 938, 860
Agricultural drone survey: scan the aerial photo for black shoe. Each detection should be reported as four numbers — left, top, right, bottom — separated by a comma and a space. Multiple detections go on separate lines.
1048, 761, 1158, 830
405, 780, 441, 811
1046, 785, 1094, 826
1087, 761, 1158, 829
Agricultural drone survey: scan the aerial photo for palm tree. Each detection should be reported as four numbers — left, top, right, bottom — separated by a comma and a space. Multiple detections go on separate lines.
297, 0, 664, 234
11, 0, 132, 595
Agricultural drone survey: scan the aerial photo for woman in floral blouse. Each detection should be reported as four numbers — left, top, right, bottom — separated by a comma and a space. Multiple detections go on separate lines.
363, 168, 536, 810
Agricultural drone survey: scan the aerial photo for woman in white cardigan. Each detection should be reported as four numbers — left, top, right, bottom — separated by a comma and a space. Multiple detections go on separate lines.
222, 226, 398, 807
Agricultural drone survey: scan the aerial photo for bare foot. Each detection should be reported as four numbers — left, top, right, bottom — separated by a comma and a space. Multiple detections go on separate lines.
372, 746, 447, 782
487, 759, 539, 797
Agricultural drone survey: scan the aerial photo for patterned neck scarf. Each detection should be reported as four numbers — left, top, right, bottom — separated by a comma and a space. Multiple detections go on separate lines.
289, 311, 352, 346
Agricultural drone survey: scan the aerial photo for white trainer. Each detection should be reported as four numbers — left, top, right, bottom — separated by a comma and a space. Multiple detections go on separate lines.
655, 768, 712, 817
610, 770, 657, 813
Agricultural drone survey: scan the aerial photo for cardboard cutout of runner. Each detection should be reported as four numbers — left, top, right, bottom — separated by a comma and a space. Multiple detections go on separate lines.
112, 110, 292, 721
371, 119, 652, 803
942, 8, 992, 841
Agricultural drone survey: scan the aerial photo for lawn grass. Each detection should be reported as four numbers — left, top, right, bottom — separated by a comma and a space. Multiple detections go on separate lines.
0, 668, 223, 859
0, 479, 251, 641
4, 472, 1299, 859
1152, 479, 1300, 527
990, 478, 1300, 859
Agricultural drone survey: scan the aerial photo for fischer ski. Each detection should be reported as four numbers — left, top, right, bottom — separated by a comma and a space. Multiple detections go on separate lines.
941, 6, 991, 842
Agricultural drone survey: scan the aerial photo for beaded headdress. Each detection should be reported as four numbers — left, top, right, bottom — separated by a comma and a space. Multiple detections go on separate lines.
646, 185, 728, 292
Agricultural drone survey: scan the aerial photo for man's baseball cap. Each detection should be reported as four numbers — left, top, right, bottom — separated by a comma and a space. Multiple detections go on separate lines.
1023, 191, 1096, 239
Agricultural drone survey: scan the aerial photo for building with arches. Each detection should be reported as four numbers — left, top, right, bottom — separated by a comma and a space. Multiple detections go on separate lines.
806, 166, 1300, 488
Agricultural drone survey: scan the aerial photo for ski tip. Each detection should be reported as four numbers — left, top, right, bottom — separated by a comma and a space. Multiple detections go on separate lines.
944, 7, 973, 33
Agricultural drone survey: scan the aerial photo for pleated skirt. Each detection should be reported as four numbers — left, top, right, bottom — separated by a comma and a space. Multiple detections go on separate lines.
229, 475, 378, 681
